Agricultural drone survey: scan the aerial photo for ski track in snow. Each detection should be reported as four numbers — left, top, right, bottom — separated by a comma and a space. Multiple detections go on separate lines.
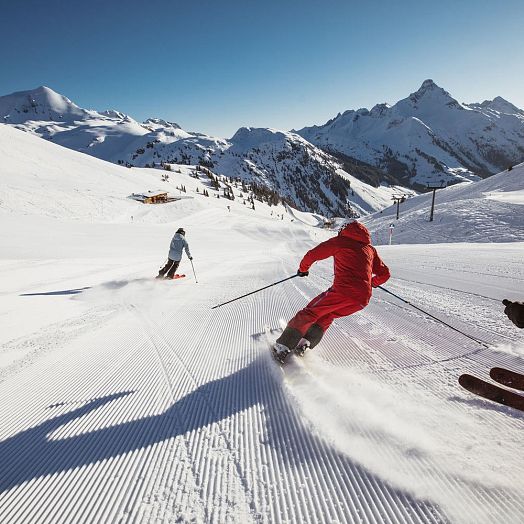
1, 244, 523, 524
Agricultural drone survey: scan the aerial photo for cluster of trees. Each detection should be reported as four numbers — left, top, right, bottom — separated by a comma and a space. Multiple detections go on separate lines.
161, 152, 193, 166
197, 166, 221, 190
249, 182, 281, 207
190, 168, 286, 209
132, 148, 145, 160
145, 139, 160, 149
198, 158, 215, 169
195, 187, 211, 197
223, 186, 235, 200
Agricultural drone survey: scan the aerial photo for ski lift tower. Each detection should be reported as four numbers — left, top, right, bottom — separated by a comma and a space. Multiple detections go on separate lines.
391, 195, 407, 220
427, 181, 446, 222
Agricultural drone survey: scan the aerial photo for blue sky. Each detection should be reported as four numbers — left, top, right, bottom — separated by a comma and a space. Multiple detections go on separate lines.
1, 0, 523, 137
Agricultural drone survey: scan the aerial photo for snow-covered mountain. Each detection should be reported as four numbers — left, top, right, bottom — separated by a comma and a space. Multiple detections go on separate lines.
0, 87, 413, 217
0, 86, 189, 164
298, 80, 524, 188
0, 85, 91, 123
126, 125, 418, 217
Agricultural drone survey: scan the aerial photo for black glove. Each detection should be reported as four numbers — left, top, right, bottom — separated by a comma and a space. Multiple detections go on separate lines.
189, 256, 193, 260
503, 299, 524, 328
297, 270, 309, 277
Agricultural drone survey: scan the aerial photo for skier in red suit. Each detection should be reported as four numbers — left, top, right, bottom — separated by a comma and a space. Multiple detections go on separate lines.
273, 221, 390, 362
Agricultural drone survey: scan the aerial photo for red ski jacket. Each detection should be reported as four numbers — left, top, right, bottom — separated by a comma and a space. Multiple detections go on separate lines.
299, 222, 390, 303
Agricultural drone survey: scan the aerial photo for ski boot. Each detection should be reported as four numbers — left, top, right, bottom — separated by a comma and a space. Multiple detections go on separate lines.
294, 338, 310, 357
272, 343, 292, 365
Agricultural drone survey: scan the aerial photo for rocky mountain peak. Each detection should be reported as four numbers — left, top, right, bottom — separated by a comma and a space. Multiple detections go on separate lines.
407, 79, 455, 105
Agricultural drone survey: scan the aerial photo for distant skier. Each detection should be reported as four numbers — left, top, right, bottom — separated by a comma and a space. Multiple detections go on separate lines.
502, 299, 524, 328
273, 221, 390, 363
156, 228, 192, 279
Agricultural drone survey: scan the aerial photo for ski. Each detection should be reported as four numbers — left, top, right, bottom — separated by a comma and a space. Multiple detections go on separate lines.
294, 338, 310, 357
264, 327, 311, 365
155, 273, 186, 281
490, 367, 524, 392
271, 339, 297, 365
271, 341, 311, 364
264, 326, 289, 365
458, 374, 524, 412
271, 344, 291, 365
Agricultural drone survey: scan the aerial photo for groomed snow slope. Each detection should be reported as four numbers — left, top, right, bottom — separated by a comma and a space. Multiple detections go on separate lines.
363, 164, 524, 245
1, 127, 524, 524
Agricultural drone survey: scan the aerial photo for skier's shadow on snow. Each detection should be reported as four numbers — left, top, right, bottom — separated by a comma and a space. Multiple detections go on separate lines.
0, 354, 440, 519
0, 356, 305, 493
20, 287, 91, 296
19, 278, 157, 297
19, 278, 154, 297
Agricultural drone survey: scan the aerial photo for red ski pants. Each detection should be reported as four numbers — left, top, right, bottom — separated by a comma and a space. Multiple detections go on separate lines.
288, 287, 366, 334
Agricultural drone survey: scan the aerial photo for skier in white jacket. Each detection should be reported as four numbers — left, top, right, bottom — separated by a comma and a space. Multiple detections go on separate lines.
156, 228, 193, 279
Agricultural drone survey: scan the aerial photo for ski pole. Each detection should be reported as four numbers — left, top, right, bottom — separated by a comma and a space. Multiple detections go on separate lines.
212, 274, 298, 309
190, 259, 198, 283
377, 285, 490, 348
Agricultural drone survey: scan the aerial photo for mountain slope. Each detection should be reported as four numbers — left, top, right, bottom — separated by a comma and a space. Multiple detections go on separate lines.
298, 80, 524, 188
0, 124, 305, 226
131, 126, 416, 216
362, 163, 524, 245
